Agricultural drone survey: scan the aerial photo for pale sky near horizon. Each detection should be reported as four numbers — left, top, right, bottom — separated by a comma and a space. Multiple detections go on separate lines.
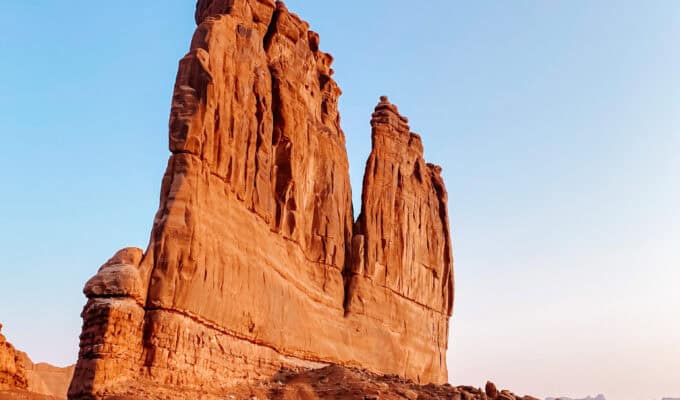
0, 2, 678, 400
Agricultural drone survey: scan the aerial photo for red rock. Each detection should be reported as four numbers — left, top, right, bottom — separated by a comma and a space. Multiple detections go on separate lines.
0, 323, 74, 400
345, 96, 454, 379
0, 324, 29, 392
83, 248, 145, 304
486, 381, 499, 399
108, 364, 530, 400
69, 1, 454, 398
67, 248, 146, 398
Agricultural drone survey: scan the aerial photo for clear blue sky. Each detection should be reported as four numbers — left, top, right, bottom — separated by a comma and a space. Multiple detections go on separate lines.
1, 2, 678, 399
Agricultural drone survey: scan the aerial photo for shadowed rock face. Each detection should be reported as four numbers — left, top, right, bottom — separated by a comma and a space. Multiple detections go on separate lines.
68, 1, 454, 398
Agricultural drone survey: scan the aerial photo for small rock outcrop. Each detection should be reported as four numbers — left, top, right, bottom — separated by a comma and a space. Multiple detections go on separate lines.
486, 381, 500, 398
0, 324, 29, 393
0, 323, 74, 400
69, 1, 454, 398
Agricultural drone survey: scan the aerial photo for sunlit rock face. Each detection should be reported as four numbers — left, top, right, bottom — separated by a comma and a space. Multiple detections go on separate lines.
0, 323, 29, 393
0, 323, 74, 399
68, 1, 454, 398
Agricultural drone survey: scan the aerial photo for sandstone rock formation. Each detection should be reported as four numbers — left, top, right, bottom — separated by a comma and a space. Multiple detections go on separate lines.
0, 323, 74, 400
0, 324, 28, 393
69, 1, 454, 398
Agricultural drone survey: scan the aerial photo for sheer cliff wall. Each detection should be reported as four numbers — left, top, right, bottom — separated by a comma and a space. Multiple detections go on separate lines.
69, 1, 454, 398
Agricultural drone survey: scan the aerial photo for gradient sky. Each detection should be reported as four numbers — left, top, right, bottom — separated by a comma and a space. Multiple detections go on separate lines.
1, 2, 678, 400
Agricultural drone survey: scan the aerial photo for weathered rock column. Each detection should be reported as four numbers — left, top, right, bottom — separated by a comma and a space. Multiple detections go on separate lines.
345, 96, 454, 381
68, 248, 148, 399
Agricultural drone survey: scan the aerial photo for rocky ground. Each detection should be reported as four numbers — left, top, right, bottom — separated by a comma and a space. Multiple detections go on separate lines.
220, 365, 538, 400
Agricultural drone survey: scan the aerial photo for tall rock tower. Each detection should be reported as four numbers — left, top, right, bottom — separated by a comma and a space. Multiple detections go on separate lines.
68, 1, 454, 399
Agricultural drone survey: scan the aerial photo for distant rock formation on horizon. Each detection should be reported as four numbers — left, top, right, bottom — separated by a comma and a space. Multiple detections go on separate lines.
68, 0, 454, 399
546, 394, 606, 400
0, 323, 74, 400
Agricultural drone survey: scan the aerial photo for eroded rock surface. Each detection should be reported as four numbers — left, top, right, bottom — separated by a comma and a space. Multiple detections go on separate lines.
0, 324, 29, 393
69, 1, 454, 398
190, 365, 539, 400
0, 324, 74, 400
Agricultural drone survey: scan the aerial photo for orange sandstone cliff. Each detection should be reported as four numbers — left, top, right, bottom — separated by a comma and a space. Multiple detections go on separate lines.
68, 1, 454, 398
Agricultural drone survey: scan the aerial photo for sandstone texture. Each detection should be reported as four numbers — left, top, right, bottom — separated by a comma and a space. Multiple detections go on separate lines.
0, 323, 74, 400
69, 1, 454, 398
0, 324, 28, 393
